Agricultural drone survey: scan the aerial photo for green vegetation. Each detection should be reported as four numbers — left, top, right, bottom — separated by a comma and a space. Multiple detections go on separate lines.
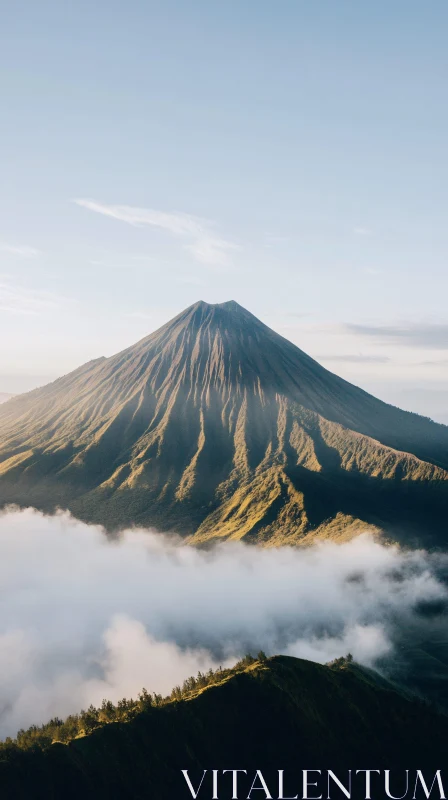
0, 654, 447, 799
1, 653, 266, 753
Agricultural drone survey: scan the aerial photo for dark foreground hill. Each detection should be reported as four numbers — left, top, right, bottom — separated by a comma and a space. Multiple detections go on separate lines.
0, 655, 447, 800
0, 301, 448, 546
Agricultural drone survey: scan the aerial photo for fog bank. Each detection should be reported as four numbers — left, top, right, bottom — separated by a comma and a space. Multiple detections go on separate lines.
0, 508, 446, 737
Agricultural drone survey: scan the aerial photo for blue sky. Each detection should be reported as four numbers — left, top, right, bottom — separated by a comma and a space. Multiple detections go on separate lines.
1, 1, 448, 421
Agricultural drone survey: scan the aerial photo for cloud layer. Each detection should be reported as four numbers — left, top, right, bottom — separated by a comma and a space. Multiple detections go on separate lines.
0, 241, 41, 258
0, 281, 66, 316
345, 322, 448, 349
74, 199, 238, 267
0, 508, 446, 738
317, 354, 390, 364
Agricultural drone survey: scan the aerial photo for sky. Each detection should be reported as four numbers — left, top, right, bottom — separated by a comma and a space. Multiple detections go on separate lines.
1, 1, 448, 422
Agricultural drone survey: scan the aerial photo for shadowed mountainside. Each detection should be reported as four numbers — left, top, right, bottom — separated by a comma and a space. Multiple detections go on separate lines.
0, 300, 447, 546
0, 655, 447, 799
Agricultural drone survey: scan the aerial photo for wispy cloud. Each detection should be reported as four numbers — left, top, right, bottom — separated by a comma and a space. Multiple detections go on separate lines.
184, 236, 237, 266
0, 241, 41, 258
0, 281, 67, 315
318, 354, 390, 364
417, 358, 448, 367
353, 226, 372, 236
345, 322, 448, 350
74, 199, 238, 268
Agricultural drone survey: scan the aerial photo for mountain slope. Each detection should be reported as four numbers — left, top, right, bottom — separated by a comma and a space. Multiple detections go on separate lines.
0, 300, 447, 546
0, 655, 447, 800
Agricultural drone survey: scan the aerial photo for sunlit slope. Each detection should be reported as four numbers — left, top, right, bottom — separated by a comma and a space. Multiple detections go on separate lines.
0, 656, 447, 800
0, 300, 447, 545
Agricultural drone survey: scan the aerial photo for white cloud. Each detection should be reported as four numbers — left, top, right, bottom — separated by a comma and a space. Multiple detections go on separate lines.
185, 236, 237, 267
0, 281, 67, 315
287, 623, 392, 665
1, 616, 231, 737
317, 353, 390, 364
345, 321, 448, 349
353, 226, 372, 236
74, 199, 238, 267
0, 508, 446, 738
0, 241, 41, 258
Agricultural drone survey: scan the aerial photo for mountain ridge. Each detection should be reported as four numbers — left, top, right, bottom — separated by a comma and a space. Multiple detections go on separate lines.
0, 655, 447, 799
0, 300, 447, 546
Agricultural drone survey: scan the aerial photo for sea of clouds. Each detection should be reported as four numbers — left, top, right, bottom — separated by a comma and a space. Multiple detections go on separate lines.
0, 507, 447, 738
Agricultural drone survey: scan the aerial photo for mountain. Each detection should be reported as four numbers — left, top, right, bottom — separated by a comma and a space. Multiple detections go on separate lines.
0, 655, 447, 799
0, 300, 447, 546
0, 393, 13, 405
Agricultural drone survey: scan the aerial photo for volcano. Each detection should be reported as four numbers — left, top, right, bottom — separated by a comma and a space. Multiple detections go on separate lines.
0, 300, 447, 546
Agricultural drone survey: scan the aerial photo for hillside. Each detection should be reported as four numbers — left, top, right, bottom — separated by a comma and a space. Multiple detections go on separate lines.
0, 655, 447, 799
0, 393, 13, 405
0, 301, 447, 546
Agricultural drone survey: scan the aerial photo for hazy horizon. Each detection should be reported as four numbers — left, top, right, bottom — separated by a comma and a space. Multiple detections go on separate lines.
0, 299, 447, 426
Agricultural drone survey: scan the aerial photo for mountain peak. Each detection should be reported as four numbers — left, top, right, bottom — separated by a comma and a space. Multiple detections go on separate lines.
214, 300, 245, 313
171, 299, 261, 336
191, 299, 249, 315
1, 299, 448, 546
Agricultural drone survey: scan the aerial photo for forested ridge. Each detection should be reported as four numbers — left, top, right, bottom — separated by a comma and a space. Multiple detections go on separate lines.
0, 655, 447, 799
